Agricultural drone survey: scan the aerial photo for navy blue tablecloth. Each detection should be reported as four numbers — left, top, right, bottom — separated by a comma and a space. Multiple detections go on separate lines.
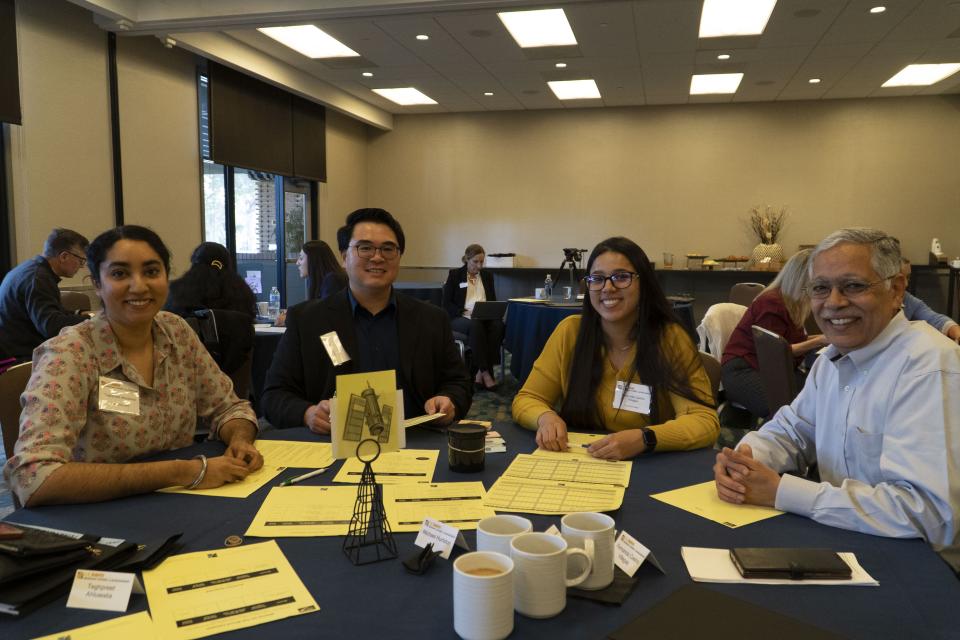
2, 425, 958, 639
504, 301, 581, 384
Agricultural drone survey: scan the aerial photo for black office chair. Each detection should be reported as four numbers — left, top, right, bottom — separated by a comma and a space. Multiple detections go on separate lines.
182, 308, 254, 401
751, 325, 800, 416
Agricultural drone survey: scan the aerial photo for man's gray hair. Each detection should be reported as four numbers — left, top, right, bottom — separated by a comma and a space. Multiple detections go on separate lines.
810, 228, 902, 282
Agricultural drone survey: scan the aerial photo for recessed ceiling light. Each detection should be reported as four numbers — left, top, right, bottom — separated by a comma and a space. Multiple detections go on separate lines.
808, 78, 821, 84
416, 34, 429, 41
498, 8, 577, 48
717, 54, 731, 60
258, 25, 359, 59
699, 0, 777, 38
372, 87, 437, 105
362, 72, 373, 77
548, 79, 601, 100
484, 92, 494, 96
690, 72, 744, 94
869, 6, 886, 14
882, 63, 960, 87
555, 62, 567, 68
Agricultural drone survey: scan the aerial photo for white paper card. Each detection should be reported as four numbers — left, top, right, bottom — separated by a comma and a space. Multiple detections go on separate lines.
66, 570, 138, 612
414, 517, 469, 560
614, 531, 650, 577
544, 524, 560, 536
613, 381, 651, 415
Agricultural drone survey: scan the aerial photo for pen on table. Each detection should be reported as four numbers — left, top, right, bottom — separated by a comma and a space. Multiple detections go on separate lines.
279, 467, 330, 486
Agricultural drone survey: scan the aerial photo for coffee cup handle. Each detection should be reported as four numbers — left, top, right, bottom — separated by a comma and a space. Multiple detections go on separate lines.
564, 539, 594, 587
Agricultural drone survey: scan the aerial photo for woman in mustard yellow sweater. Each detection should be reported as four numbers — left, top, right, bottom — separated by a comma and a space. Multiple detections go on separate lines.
512, 237, 719, 460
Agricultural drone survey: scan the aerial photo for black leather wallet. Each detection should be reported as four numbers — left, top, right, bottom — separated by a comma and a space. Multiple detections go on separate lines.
730, 547, 852, 580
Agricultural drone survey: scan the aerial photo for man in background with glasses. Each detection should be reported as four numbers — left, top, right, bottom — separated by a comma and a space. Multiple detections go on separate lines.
715, 228, 960, 568
262, 208, 472, 432
0, 227, 91, 363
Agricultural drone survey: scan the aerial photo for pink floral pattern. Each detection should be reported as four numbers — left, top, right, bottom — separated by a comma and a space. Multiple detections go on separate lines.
3, 311, 256, 504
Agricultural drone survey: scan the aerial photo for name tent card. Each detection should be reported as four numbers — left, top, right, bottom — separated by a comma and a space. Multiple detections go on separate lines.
66, 569, 142, 612
414, 518, 470, 560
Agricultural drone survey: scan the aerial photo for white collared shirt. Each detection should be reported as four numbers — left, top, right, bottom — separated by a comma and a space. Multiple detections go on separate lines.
463, 274, 486, 318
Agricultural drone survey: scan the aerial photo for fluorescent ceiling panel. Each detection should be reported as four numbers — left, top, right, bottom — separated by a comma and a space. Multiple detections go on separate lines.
372, 87, 438, 105
699, 0, 777, 38
258, 25, 359, 58
548, 79, 601, 100
881, 63, 960, 87
690, 73, 744, 94
498, 8, 577, 48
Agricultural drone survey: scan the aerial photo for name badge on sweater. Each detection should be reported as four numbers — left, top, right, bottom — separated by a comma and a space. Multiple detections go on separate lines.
320, 331, 351, 367
613, 381, 651, 415
98, 376, 140, 416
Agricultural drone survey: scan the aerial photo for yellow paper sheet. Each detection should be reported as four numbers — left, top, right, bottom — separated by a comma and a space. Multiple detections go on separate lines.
33, 611, 157, 640
531, 432, 612, 459
502, 453, 632, 488
332, 370, 401, 458
246, 486, 358, 537
483, 477, 625, 515
402, 412, 446, 429
650, 480, 784, 528
158, 464, 285, 498
256, 440, 334, 469
383, 482, 496, 532
333, 449, 438, 484
143, 540, 318, 639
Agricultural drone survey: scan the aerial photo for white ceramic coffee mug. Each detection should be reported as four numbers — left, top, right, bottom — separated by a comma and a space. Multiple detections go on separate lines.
510, 532, 593, 618
561, 512, 616, 590
453, 551, 515, 640
477, 515, 533, 557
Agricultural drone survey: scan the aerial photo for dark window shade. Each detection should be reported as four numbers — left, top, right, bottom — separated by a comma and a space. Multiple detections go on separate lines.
0, 0, 21, 126
208, 61, 293, 176
208, 62, 327, 182
292, 95, 326, 182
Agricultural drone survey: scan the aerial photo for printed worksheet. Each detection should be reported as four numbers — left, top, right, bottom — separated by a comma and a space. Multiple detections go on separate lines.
256, 440, 334, 469
246, 486, 359, 537
502, 454, 631, 487
383, 482, 496, 532
333, 449, 438, 484
33, 611, 157, 640
483, 477, 625, 515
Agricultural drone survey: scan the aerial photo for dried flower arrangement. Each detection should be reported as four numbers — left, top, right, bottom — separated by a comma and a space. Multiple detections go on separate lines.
748, 205, 788, 244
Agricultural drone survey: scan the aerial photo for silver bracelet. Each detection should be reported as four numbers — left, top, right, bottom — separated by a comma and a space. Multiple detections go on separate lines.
186, 454, 207, 490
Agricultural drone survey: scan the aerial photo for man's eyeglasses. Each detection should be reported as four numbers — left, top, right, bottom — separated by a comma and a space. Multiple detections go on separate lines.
351, 242, 400, 260
65, 251, 87, 267
805, 276, 893, 299
583, 272, 639, 291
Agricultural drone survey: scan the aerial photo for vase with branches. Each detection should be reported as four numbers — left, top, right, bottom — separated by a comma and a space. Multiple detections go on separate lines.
747, 205, 788, 270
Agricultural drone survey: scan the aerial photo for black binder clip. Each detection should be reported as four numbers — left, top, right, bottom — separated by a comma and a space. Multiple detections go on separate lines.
403, 543, 442, 575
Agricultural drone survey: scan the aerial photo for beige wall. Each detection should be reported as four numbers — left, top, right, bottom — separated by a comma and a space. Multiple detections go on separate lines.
10, 0, 114, 284
318, 110, 369, 247
117, 36, 202, 278
367, 96, 960, 267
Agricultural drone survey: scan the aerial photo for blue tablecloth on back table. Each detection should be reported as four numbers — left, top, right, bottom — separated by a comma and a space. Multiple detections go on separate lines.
504, 301, 580, 384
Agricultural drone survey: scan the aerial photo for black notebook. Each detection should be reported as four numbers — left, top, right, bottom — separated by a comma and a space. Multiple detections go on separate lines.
730, 547, 852, 580
0, 524, 96, 557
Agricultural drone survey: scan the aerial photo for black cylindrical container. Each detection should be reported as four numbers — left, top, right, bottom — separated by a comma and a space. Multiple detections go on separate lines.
447, 424, 486, 473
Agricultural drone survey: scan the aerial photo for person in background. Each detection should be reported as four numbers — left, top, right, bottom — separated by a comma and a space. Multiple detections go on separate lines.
0, 228, 92, 362
262, 208, 472, 433
298, 240, 348, 301
512, 236, 718, 460
721, 249, 827, 418
166, 241, 257, 317
442, 243, 504, 391
900, 257, 960, 342
3, 225, 262, 506
714, 228, 960, 566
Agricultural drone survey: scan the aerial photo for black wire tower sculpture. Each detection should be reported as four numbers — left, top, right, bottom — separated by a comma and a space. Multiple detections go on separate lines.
343, 384, 398, 565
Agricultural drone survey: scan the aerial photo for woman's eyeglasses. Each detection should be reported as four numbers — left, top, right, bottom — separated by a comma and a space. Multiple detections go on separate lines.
582, 272, 639, 291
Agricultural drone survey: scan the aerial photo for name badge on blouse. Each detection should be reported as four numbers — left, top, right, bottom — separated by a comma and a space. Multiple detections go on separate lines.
459, 282, 468, 288
613, 381, 651, 415
98, 376, 141, 416
320, 331, 351, 367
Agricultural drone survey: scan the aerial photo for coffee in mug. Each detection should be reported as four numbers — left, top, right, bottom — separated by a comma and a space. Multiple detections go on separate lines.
453, 551, 514, 640
463, 566, 504, 577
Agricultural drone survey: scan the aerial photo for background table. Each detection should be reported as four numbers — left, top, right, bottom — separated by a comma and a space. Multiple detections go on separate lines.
3, 424, 958, 639
504, 301, 580, 384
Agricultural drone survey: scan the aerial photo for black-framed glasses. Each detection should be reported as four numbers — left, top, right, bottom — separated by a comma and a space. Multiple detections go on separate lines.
65, 251, 87, 267
805, 276, 894, 299
583, 271, 639, 291
351, 242, 400, 260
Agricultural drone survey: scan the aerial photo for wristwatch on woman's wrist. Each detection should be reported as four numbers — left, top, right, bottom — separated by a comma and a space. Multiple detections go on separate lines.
640, 427, 657, 454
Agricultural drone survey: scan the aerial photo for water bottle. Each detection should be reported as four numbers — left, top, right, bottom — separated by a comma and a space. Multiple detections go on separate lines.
268, 286, 280, 320
544, 274, 553, 299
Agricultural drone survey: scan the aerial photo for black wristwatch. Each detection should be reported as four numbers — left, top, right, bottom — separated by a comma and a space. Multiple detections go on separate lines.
640, 427, 657, 454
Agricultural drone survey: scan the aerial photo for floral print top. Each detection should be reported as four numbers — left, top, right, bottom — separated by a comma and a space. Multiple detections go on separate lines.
4, 311, 256, 504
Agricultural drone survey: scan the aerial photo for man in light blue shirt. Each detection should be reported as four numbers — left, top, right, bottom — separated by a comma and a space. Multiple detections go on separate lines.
714, 228, 960, 562
901, 258, 960, 342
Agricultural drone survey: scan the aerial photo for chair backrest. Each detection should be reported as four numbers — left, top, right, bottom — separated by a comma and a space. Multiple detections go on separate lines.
697, 351, 722, 407
0, 362, 32, 458
751, 325, 800, 416
729, 282, 765, 307
696, 302, 747, 356
60, 291, 91, 313
182, 309, 254, 398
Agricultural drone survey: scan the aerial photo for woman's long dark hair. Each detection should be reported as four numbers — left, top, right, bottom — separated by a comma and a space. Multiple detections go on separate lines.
559, 237, 711, 429
303, 240, 346, 300
166, 242, 256, 316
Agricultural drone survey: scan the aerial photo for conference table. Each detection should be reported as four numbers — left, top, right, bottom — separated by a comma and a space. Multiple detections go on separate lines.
2, 424, 958, 639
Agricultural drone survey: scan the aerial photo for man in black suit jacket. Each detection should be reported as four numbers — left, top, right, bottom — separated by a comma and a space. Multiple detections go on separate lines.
261, 208, 472, 432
